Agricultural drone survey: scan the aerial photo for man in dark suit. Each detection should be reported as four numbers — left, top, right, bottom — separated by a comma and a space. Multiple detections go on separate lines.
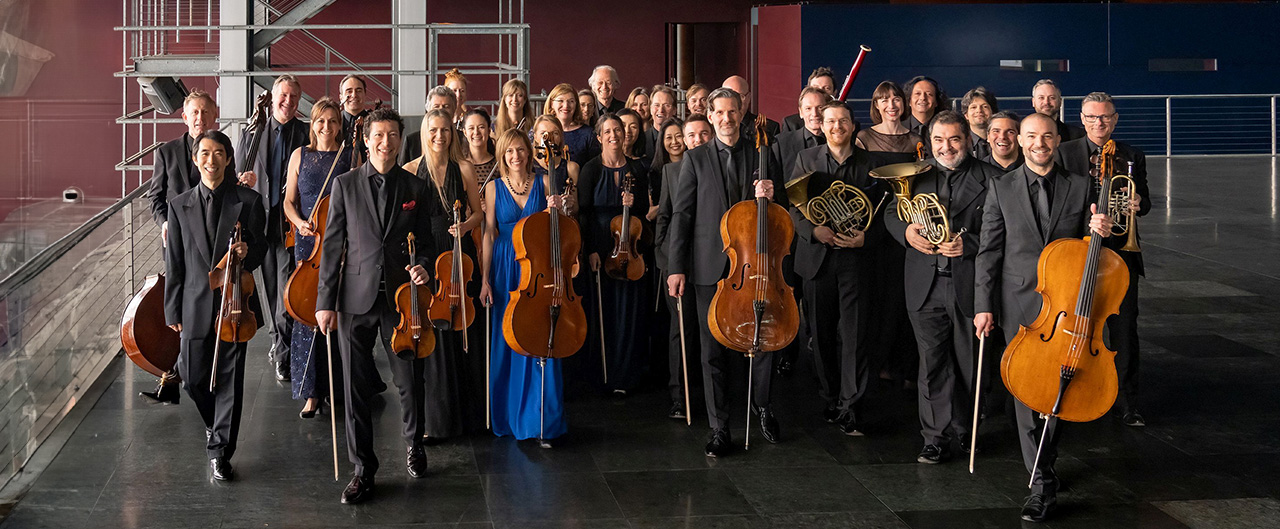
981, 111, 1024, 172
339, 74, 367, 140
590, 65, 625, 117
788, 101, 884, 434
237, 74, 309, 381
974, 112, 1113, 523
1032, 79, 1085, 142
143, 88, 220, 405
723, 76, 781, 143
960, 87, 997, 161
164, 130, 267, 482
655, 115, 713, 420
1055, 92, 1150, 427
668, 88, 785, 457
905, 76, 947, 137
315, 108, 436, 505
642, 86, 678, 161
884, 111, 1003, 463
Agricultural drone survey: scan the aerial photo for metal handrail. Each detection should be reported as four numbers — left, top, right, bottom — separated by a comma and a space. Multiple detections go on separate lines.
0, 182, 153, 299
115, 23, 531, 31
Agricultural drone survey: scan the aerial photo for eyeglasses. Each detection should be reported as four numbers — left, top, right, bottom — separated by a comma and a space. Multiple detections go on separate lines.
1082, 113, 1117, 124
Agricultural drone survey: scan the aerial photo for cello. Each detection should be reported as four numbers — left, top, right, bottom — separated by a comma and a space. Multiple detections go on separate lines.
391, 233, 437, 359
428, 200, 476, 345
603, 171, 644, 281
283, 143, 346, 328
707, 115, 800, 448
1000, 141, 1128, 486
208, 223, 261, 390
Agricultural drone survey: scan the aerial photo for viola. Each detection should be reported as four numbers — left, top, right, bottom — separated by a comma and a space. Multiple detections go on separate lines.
708, 115, 800, 356
1000, 143, 1128, 424
502, 140, 588, 359
208, 223, 261, 389
120, 273, 180, 377
390, 233, 436, 359
603, 170, 644, 281
283, 144, 346, 328
428, 200, 476, 343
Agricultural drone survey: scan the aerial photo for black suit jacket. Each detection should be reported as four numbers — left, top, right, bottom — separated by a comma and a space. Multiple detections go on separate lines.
740, 111, 782, 145
597, 98, 625, 117
147, 134, 199, 228
974, 164, 1093, 333
1055, 119, 1086, 143
669, 138, 784, 286
979, 152, 1024, 173
970, 130, 992, 162
787, 144, 884, 280
236, 117, 309, 213
317, 162, 436, 315
884, 156, 1002, 316
1055, 137, 1150, 275
164, 182, 268, 339
772, 128, 824, 182
653, 159, 684, 271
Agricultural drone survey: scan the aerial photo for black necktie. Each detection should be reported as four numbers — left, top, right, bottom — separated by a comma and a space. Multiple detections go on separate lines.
270, 124, 288, 207
371, 173, 387, 228
203, 189, 219, 249
1033, 175, 1052, 238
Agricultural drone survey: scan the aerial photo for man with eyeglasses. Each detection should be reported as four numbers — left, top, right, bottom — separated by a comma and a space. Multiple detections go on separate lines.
1031, 79, 1085, 142
1055, 91, 1150, 428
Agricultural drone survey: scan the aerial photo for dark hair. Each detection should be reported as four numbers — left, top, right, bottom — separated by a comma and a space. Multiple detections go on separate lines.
960, 86, 999, 115
869, 81, 906, 125
808, 66, 836, 85
363, 107, 404, 137
463, 107, 491, 127
193, 130, 237, 174
595, 112, 626, 140
990, 110, 1021, 124
904, 76, 949, 116
818, 100, 851, 118
928, 110, 969, 138
683, 113, 710, 127
339, 74, 366, 90
650, 117, 685, 172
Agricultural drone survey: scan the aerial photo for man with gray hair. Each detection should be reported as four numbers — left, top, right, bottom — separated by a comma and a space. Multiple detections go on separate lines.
1031, 79, 1084, 142
589, 65, 624, 116
400, 85, 463, 165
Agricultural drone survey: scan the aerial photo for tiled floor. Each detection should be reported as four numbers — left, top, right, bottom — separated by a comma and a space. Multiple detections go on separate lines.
3, 157, 1280, 528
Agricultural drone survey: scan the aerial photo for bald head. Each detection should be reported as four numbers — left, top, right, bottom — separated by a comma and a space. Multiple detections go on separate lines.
722, 76, 751, 111
1021, 112, 1056, 132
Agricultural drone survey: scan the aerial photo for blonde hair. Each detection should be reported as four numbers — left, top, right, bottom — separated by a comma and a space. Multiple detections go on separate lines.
495, 79, 534, 135
307, 96, 342, 150
529, 115, 565, 147
494, 128, 533, 179
543, 83, 581, 126
184, 88, 216, 109
420, 109, 465, 167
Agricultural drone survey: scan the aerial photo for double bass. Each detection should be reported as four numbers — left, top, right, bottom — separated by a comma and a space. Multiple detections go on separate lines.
707, 115, 799, 447
603, 171, 644, 281
428, 200, 476, 344
390, 233, 437, 359
503, 140, 587, 359
120, 274, 181, 383
208, 223, 261, 390
1000, 146, 1128, 485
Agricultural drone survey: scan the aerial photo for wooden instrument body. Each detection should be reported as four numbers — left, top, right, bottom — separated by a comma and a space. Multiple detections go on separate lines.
708, 200, 800, 353
120, 274, 180, 377
1001, 237, 1129, 422
210, 266, 258, 343
284, 194, 332, 327
428, 249, 476, 331
391, 282, 437, 359
503, 209, 587, 359
604, 213, 644, 281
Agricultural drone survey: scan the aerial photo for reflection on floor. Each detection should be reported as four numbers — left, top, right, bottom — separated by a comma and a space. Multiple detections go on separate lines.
3, 157, 1280, 528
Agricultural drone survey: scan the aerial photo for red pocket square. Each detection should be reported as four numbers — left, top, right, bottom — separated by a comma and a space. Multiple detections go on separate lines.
402, 200, 416, 211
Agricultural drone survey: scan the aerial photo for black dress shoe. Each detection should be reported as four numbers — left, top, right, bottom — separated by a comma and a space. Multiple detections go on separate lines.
300, 405, 318, 419
822, 404, 841, 424
407, 445, 427, 478
837, 412, 863, 436
1020, 493, 1056, 522
210, 457, 234, 481
704, 428, 732, 457
341, 476, 375, 504
1122, 410, 1146, 427
668, 402, 686, 420
959, 438, 979, 455
275, 361, 291, 382
775, 357, 793, 377
917, 444, 951, 464
755, 406, 780, 444
139, 381, 180, 404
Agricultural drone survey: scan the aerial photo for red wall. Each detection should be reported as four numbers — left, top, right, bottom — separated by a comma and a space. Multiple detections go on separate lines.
756, 5, 803, 121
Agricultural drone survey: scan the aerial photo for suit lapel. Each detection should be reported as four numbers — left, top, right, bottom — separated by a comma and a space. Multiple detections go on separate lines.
181, 193, 212, 265
176, 138, 195, 191
951, 164, 987, 215
213, 191, 243, 265
704, 147, 730, 212
1008, 166, 1044, 243
383, 171, 403, 240
353, 164, 382, 235
1047, 167, 1073, 237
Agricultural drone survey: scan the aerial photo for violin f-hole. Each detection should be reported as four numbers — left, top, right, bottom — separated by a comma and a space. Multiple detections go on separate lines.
1040, 311, 1067, 342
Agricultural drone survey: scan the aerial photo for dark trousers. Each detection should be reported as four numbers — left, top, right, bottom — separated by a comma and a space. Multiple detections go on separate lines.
664, 270, 701, 403
262, 204, 295, 362
1005, 326, 1059, 495
907, 275, 975, 445
805, 250, 870, 419
1107, 259, 1141, 412
694, 284, 773, 430
178, 335, 247, 460
337, 291, 425, 478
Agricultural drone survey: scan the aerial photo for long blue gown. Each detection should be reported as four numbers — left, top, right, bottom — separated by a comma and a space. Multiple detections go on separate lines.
489, 175, 567, 440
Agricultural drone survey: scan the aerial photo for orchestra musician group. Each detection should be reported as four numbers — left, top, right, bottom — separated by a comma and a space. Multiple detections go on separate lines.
139, 62, 1149, 523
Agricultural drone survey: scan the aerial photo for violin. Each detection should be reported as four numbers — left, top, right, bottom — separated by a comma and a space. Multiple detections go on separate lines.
390, 233, 436, 359
603, 171, 644, 281
208, 223, 261, 389
428, 200, 476, 344
708, 115, 800, 356
1001, 142, 1128, 424
283, 145, 346, 328
120, 273, 180, 377
502, 140, 588, 359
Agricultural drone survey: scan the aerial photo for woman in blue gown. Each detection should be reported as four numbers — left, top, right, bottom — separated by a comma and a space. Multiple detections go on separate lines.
480, 128, 571, 446
282, 97, 351, 418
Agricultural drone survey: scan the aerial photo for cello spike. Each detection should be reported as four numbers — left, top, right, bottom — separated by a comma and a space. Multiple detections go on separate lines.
744, 353, 754, 450
1028, 414, 1053, 489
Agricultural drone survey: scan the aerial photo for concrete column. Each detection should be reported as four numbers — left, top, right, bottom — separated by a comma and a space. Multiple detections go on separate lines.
219, 0, 252, 127
395, 0, 428, 136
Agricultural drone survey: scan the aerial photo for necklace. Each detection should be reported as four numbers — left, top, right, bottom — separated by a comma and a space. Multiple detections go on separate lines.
504, 173, 532, 196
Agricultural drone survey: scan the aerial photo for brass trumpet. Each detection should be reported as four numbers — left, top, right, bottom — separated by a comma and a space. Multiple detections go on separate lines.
870, 161, 957, 245
785, 172, 883, 235
1108, 161, 1141, 252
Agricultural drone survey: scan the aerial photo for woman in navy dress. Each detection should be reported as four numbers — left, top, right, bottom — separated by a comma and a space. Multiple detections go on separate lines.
282, 97, 351, 418
577, 114, 651, 395
479, 128, 570, 447
544, 83, 600, 166
403, 109, 484, 438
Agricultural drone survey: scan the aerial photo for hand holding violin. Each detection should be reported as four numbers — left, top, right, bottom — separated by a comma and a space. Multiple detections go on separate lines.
406, 264, 429, 286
